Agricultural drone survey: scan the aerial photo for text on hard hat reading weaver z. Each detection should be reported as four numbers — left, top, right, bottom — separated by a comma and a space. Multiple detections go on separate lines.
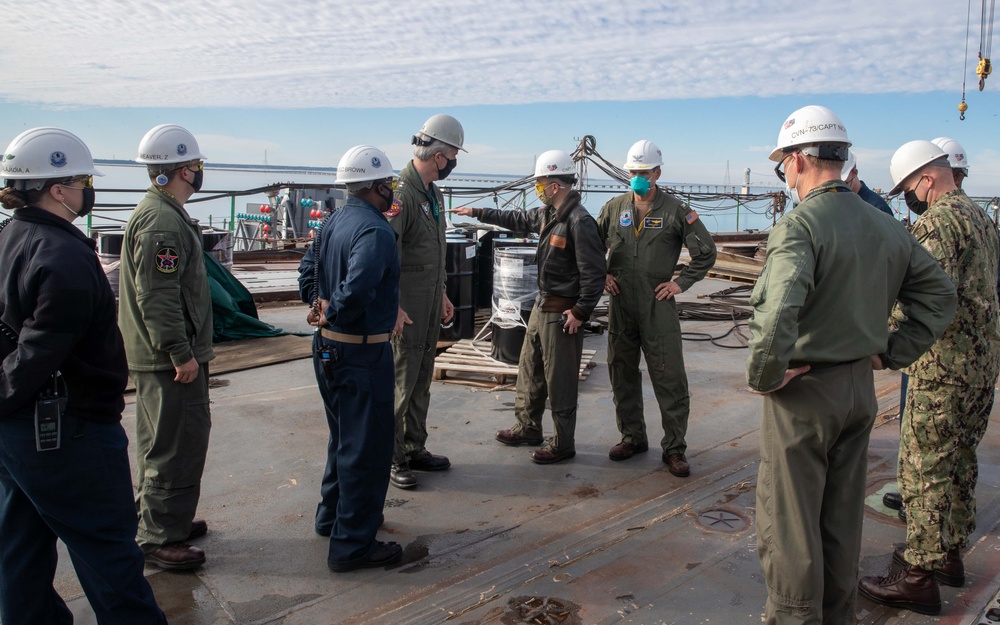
789, 123, 846, 140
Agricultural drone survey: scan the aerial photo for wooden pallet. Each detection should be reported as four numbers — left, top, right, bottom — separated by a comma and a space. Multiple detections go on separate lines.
433, 339, 597, 389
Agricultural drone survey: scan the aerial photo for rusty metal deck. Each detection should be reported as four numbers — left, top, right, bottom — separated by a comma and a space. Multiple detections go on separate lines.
48, 278, 1000, 625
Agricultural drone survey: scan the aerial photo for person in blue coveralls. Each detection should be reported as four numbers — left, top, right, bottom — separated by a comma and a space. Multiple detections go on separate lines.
297, 144, 403, 572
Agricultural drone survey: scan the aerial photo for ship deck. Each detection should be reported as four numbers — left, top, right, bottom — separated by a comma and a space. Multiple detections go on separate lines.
50, 277, 1000, 625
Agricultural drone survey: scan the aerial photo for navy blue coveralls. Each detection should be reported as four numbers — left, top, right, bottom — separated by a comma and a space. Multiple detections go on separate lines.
298, 195, 400, 568
0, 208, 165, 624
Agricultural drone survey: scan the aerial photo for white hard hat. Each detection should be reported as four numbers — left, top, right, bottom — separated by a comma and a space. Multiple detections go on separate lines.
623, 140, 663, 171
414, 114, 466, 152
841, 149, 857, 179
930, 137, 969, 176
888, 140, 949, 196
336, 145, 394, 183
2, 127, 104, 191
136, 124, 206, 165
769, 105, 851, 162
533, 149, 576, 179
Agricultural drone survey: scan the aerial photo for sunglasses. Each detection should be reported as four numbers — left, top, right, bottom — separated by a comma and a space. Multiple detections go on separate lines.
59, 175, 94, 189
774, 152, 796, 183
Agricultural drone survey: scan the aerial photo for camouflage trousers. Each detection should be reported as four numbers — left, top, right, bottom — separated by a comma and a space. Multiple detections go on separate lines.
899, 377, 995, 569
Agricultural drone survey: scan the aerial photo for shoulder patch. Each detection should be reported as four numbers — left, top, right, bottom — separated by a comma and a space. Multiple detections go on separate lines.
685, 210, 699, 224
384, 199, 402, 218
155, 247, 179, 273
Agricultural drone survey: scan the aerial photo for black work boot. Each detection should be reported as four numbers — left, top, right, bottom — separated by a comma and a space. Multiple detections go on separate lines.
858, 565, 941, 615
893, 546, 965, 587
882, 491, 903, 510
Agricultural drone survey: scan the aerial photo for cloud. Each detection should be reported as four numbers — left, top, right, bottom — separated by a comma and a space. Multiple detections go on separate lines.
0, 0, 975, 109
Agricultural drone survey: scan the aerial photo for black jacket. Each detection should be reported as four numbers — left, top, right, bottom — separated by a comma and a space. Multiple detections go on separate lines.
476, 191, 606, 319
0, 208, 128, 422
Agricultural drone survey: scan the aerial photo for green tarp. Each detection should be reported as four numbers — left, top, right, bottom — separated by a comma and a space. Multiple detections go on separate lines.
203, 252, 301, 342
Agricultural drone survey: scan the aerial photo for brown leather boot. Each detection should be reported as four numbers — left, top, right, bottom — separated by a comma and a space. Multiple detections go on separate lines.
858, 565, 941, 615
893, 546, 965, 587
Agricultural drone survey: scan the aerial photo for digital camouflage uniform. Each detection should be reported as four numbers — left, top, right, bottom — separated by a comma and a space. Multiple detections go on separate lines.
119, 186, 214, 553
596, 188, 716, 455
385, 161, 447, 465
747, 181, 956, 625
892, 189, 1000, 571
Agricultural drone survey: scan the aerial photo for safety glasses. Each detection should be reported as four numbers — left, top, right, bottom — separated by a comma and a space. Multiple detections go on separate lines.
774, 153, 794, 183
59, 175, 94, 189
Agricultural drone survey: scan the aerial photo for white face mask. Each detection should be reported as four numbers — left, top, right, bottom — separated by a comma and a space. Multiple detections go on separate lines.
785, 179, 801, 207
784, 156, 801, 207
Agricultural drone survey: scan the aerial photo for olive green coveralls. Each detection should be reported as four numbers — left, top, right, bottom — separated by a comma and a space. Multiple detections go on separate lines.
118, 187, 214, 552
386, 161, 447, 465
596, 189, 716, 455
747, 181, 956, 625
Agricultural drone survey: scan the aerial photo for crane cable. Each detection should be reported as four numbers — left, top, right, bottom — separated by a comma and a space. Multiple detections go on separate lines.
978, 0, 995, 91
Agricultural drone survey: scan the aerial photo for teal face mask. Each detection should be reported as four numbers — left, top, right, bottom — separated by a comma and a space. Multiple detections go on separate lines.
630, 175, 651, 196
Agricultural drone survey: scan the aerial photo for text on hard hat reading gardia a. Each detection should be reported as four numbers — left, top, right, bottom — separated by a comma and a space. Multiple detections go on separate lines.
789, 123, 846, 140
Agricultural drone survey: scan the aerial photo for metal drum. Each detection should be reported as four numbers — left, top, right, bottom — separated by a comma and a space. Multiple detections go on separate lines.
440, 234, 477, 341
491, 246, 538, 364
202, 228, 234, 272
96, 230, 126, 299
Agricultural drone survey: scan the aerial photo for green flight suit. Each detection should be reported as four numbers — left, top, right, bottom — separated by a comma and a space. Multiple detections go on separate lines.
596, 189, 716, 455
119, 186, 214, 551
385, 161, 447, 465
747, 181, 956, 625
892, 189, 1000, 571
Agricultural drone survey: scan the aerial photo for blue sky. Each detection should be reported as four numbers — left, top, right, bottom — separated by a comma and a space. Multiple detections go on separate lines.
1, 1, 998, 197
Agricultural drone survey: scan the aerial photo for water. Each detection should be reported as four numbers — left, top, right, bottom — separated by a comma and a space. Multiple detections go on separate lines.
63, 162, 799, 234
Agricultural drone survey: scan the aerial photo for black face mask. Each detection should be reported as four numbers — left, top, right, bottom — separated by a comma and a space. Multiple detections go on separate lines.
438, 156, 458, 180
190, 168, 204, 193
62, 187, 96, 218
79, 187, 96, 217
377, 182, 394, 210
903, 178, 928, 215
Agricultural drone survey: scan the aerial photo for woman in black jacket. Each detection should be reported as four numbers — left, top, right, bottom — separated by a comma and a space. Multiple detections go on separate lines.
0, 127, 166, 624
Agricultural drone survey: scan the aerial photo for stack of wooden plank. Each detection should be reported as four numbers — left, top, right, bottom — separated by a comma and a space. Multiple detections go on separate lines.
433, 340, 597, 389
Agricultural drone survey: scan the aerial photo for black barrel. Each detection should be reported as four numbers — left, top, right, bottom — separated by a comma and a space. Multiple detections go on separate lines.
440, 234, 477, 341
97, 230, 126, 299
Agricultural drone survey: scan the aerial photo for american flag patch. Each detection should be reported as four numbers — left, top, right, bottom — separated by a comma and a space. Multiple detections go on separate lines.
685, 210, 699, 224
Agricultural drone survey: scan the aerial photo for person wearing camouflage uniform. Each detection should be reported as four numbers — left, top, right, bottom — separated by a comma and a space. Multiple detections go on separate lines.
859, 141, 1000, 615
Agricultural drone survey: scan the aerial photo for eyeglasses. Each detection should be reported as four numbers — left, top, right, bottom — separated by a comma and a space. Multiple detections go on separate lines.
774, 152, 795, 183
59, 175, 93, 189
184, 161, 204, 172
380, 177, 398, 191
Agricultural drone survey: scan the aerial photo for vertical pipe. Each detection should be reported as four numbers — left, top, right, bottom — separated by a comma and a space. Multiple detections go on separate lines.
230, 195, 236, 232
